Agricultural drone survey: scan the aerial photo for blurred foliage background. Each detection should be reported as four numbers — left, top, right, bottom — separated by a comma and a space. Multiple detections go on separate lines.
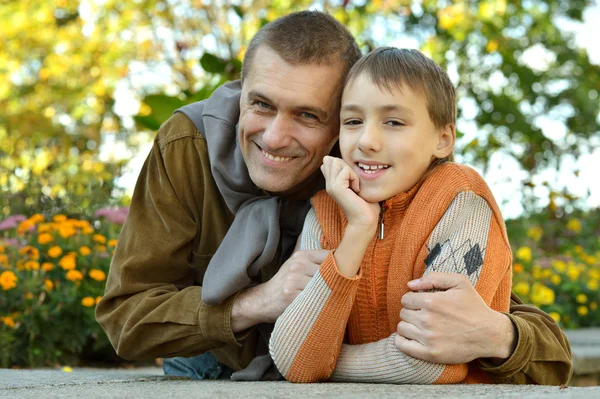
1, 0, 599, 366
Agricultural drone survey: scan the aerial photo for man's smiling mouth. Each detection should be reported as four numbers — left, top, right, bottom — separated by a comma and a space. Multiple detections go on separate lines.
261, 149, 293, 163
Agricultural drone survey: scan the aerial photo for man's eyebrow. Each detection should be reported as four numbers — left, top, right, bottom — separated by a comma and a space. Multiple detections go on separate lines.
247, 90, 271, 103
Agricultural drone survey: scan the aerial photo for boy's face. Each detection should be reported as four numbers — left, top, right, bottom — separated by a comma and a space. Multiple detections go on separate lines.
339, 74, 450, 203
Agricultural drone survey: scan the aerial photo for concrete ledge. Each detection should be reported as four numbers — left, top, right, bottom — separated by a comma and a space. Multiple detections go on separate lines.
1, 368, 599, 398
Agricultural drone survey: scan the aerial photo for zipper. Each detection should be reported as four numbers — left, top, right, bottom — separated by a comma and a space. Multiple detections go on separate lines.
377, 206, 386, 240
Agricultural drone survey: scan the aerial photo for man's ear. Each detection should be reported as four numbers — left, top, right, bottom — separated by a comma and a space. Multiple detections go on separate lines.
433, 124, 456, 159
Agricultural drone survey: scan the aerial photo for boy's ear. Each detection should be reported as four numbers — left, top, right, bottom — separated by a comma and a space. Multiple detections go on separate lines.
434, 124, 456, 159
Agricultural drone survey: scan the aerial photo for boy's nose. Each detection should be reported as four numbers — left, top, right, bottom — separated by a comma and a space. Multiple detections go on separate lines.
357, 123, 382, 153
263, 114, 293, 150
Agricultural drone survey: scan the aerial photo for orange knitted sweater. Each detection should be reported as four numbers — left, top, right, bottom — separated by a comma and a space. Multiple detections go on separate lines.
269, 163, 513, 384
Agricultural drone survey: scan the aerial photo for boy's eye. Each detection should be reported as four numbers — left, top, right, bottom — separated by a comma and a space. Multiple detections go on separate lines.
385, 120, 404, 127
344, 119, 362, 125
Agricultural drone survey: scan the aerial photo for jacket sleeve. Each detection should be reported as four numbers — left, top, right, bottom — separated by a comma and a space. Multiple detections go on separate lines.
95, 113, 243, 360
478, 293, 573, 385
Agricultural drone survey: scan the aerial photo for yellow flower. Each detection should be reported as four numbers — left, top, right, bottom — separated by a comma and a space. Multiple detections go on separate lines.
567, 264, 581, 281
88, 269, 106, 281
82, 226, 94, 234
53, 214, 67, 223
541, 268, 552, 279
550, 274, 561, 286
95, 296, 102, 304
515, 246, 532, 263
25, 292, 34, 300
19, 246, 40, 260
81, 296, 95, 307
590, 270, 600, 280
1, 316, 15, 328
513, 281, 530, 297
37, 223, 52, 233
0, 244, 4, 252
0, 254, 8, 265
549, 312, 561, 323
29, 214, 45, 223
42, 262, 54, 272
24, 260, 40, 271
591, 302, 598, 311
551, 259, 566, 273
0, 271, 18, 290
577, 306, 589, 316
37, 233, 53, 245
567, 218, 582, 233
486, 39, 499, 53
58, 225, 77, 238
65, 270, 84, 282
513, 263, 523, 273
576, 294, 588, 304
48, 246, 63, 258
107, 239, 118, 247
93, 234, 107, 244
574, 245, 584, 254
96, 245, 107, 252
59, 255, 76, 271
587, 279, 599, 290
530, 283, 555, 306
61, 366, 73, 373
44, 279, 54, 291
79, 246, 92, 256
527, 226, 543, 242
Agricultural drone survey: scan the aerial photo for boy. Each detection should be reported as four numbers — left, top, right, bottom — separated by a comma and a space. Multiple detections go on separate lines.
269, 47, 513, 384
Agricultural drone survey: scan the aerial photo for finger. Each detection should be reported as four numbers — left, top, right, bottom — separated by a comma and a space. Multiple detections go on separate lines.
347, 165, 360, 192
396, 320, 425, 343
401, 291, 441, 310
295, 274, 314, 291
399, 307, 422, 326
394, 334, 429, 360
407, 272, 469, 291
306, 249, 330, 265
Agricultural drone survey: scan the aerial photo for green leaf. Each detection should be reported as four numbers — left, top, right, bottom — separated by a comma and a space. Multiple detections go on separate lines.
233, 5, 244, 18
142, 94, 186, 125
200, 53, 227, 74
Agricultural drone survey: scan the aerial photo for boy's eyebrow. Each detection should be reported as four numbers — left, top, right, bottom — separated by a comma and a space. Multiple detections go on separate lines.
341, 103, 414, 116
247, 90, 329, 120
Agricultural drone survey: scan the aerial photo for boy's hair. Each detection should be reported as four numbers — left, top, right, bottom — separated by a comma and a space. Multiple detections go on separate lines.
241, 11, 361, 90
345, 47, 456, 162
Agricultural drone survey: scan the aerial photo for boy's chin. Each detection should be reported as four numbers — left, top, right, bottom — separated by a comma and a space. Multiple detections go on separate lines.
358, 190, 387, 204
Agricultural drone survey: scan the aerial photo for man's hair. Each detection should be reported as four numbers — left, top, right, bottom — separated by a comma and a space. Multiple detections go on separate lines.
241, 11, 361, 86
345, 47, 456, 162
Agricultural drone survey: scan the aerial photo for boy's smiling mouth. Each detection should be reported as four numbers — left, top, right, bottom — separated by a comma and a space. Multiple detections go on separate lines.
356, 161, 390, 177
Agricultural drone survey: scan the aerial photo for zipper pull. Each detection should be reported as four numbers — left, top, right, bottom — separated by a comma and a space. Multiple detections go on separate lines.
378, 207, 386, 240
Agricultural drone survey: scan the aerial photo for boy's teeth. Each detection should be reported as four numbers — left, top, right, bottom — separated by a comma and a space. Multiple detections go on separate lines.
358, 162, 389, 171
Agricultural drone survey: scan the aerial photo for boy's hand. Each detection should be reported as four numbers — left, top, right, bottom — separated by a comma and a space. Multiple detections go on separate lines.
321, 156, 380, 231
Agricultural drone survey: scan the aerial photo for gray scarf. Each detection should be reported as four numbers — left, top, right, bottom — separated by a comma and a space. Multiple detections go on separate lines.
176, 80, 320, 380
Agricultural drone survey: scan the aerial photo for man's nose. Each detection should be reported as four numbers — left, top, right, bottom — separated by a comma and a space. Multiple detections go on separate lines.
263, 114, 293, 150
357, 122, 382, 153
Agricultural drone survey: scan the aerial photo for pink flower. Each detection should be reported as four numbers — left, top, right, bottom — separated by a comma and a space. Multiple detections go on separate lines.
95, 207, 129, 225
0, 215, 27, 231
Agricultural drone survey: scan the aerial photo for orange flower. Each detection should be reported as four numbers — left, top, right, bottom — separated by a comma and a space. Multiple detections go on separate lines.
95, 296, 102, 304
0, 244, 5, 252
37, 223, 52, 233
107, 239, 118, 247
1, 316, 15, 328
53, 214, 67, 223
42, 262, 54, 271
0, 271, 18, 290
44, 279, 54, 291
29, 214, 45, 223
96, 245, 107, 252
48, 246, 63, 258
513, 263, 523, 274
82, 226, 94, 235
37, 233, 53, 245
89, 269, 106, 282
79, 246, 92, 256
19, 246, 40, 260
93, 234, 107, 244
24, 260, 40, 271
58, 225, 77, 238
59, 255, 76, 270
65, 270, 83, 282
0, 254, 8, 265
25, 292, 34, 300
81, 296, 95, 307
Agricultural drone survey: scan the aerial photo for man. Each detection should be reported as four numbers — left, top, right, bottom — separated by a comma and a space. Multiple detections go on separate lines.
96, 11, 571, 384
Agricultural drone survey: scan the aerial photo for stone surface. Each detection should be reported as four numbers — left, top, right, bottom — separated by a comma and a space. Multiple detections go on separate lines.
565, 328, 600, 375
1, 368, 600, 399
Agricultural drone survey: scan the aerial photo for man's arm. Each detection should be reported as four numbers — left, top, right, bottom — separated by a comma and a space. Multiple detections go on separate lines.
399, 275, 572, 385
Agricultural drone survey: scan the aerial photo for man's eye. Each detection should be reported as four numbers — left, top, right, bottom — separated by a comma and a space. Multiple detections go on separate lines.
256, 101, 272, 110
301, 112, 318, 120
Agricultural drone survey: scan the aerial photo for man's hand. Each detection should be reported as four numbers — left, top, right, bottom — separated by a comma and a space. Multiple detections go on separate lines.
394, 272, 517, 364
231, 249, 329, 332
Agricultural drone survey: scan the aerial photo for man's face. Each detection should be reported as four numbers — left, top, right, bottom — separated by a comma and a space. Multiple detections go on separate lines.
239, 46, 343, 195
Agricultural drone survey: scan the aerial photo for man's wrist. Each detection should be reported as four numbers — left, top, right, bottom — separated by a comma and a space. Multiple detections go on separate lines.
487, 312, 518, 364
231, 285, 269, 333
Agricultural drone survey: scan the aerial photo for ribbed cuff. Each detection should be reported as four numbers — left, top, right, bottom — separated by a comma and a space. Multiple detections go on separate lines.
479, 313, 533, 381
319, 251, 361, 296
198, 289, 245, 348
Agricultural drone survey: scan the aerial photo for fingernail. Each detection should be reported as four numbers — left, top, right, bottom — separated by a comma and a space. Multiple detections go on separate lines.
408, 279, 420, 287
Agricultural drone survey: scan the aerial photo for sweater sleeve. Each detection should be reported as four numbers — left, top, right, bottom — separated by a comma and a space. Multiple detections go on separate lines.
269, 205, 361, 383
330, 190, 511, 384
